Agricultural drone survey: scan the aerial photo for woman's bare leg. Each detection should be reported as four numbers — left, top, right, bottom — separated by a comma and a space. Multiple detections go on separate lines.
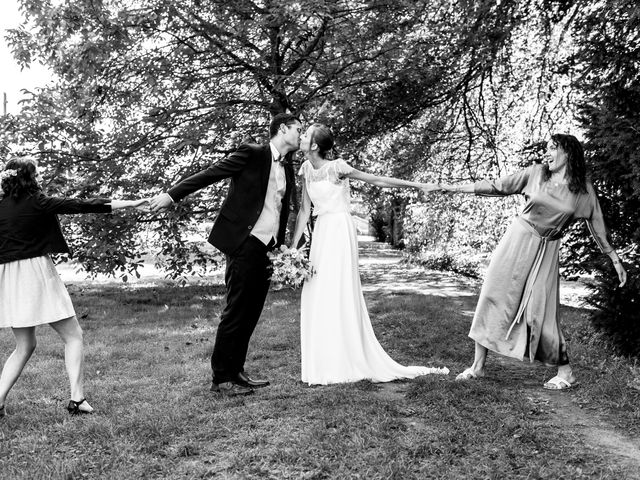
0, 327, 37, 408
556, 363, 576, 382
49, 316, 93, 412
455, 342, 488, 380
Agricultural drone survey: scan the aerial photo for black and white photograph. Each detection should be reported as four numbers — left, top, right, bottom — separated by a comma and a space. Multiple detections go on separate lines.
1, 0, 638, 478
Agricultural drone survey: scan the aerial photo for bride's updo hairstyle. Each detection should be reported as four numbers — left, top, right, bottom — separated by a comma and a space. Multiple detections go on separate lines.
310, 123, 336, 159
0, 157, 41, 200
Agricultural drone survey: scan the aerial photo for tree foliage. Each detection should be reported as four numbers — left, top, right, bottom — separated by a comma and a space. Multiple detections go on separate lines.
2, 0, 637, 355
1, 0, 530, 277
567, 0, 640, 357
369, 0, 581, 257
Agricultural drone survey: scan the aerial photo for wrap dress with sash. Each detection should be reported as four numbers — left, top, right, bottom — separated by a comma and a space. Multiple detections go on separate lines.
469, 164, 613, 365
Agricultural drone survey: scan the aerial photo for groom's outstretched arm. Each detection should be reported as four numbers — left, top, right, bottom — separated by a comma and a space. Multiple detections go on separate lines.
149, 145, 253, 212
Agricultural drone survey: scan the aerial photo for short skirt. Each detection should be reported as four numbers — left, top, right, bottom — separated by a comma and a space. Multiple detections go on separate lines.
0, 255, 75, 328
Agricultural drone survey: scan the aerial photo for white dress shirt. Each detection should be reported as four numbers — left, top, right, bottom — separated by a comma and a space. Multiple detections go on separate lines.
251, 143, 286, 245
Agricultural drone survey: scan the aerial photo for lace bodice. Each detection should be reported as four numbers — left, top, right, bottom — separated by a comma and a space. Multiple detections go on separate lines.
298, 159, 354, 216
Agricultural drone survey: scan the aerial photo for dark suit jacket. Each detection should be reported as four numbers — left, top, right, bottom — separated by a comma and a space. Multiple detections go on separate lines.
0, 192, 111, 264
168, 143, 295, 255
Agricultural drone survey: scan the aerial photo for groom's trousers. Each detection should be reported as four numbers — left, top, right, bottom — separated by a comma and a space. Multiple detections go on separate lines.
211, 235, 271, 383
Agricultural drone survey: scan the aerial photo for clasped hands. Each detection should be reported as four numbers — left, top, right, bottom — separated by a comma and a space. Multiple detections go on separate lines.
148, 193, 174, 212
418, 183, 457, 195
113, 194, 173, 212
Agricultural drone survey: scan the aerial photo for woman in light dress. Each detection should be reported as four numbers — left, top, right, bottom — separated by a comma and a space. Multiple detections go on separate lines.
441, 134, 627, 389
0, 157, 146, 417
291, 123, 449, 385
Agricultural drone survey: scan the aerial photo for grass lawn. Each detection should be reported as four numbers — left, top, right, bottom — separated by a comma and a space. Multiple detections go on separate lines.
0, 254, 639, 479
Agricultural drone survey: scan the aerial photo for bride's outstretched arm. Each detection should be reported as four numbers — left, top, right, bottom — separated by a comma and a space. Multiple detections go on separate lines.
291, 183, 312, 248
347, 168, 429, 189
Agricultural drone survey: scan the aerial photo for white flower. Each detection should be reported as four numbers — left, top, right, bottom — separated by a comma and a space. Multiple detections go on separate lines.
0, 169, 18, 197
0, 169, 18, 181
268, 247, 314, 289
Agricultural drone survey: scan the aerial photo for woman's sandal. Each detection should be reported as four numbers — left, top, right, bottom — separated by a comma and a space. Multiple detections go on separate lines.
67, 398, 93, 415
543, 375, 578, 390
455, 367, 482, 381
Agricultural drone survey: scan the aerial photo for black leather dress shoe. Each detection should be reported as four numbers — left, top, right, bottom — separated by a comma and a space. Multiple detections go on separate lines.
210, 381, 253, 396
235, 371, 270, 388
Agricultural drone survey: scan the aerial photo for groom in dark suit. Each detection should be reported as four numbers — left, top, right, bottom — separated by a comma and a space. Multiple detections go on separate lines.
149, 113, 302, 396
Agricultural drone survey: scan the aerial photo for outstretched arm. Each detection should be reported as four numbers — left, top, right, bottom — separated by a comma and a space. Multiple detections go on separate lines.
291, 182, 312, 248
149, 144, 255, 212
110, 199, 149, 210
440, 183, 476, 194
444, 168, 531, 196
347, 168, 425, 189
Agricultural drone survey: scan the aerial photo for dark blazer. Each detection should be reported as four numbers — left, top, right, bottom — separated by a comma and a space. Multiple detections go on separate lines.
168, 143, 295, 255
0, 192, 111, 264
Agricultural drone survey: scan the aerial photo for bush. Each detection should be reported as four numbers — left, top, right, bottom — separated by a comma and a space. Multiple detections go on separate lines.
412, 250, 453, 271
403, 194, 518, 256
407, 249, 484, 278
583, 250, 640, 358
570, 0, 640, 359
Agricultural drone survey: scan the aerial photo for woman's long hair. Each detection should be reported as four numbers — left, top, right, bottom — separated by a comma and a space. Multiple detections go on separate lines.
543, 134, 588, 194
0, 157, 41, 199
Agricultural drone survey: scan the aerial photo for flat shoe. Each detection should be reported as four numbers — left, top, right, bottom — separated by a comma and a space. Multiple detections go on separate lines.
455, 367, 478, 381
543, 375, 578, 390
235, 372, 270, 388
211, 381, 254, 397
67, 398, 94, 415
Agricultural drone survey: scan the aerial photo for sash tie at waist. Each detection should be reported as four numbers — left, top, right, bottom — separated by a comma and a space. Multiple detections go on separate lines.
505, 217, 562, 341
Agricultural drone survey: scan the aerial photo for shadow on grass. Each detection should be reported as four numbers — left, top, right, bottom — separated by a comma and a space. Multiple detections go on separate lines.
0, 263, 638, 478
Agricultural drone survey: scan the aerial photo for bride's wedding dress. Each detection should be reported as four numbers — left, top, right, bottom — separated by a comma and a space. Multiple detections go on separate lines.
298, 159, 449, 385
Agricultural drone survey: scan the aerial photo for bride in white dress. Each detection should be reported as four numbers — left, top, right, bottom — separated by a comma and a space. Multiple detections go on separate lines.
291, 124, 449, 385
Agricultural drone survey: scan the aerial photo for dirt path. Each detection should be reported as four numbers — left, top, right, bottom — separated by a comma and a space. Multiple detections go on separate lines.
358, 239, 640, 479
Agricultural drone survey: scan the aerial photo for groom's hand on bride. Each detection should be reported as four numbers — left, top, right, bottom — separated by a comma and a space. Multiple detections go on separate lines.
149, 193, 174, 212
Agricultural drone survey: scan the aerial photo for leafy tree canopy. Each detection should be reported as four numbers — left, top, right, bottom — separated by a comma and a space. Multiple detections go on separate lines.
1, 0, 533, 277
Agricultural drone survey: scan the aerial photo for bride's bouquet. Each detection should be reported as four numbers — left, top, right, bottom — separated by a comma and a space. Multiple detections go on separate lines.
268, 246, 315, 290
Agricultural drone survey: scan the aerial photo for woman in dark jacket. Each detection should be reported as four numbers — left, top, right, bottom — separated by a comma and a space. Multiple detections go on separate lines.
0, 157, 145, 417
